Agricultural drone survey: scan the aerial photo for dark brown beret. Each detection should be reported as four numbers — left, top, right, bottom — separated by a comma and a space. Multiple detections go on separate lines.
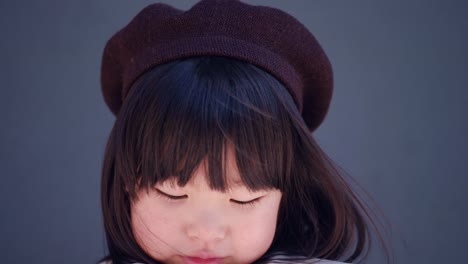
100, 0, 333, 132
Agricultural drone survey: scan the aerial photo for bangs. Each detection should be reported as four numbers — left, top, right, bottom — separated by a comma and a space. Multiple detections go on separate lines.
114, 56, 297, 197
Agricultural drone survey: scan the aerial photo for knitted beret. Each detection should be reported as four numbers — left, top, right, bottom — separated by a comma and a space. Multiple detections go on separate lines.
100, 0, 333, 132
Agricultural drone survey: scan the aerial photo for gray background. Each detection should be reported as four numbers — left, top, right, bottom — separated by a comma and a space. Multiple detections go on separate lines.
1, 0, 466, 263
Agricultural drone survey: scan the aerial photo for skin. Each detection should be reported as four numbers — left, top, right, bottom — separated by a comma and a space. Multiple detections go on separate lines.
130, 146, 282, 264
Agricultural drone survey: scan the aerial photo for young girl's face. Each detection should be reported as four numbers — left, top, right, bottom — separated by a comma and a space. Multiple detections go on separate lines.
130, 145, 283, 264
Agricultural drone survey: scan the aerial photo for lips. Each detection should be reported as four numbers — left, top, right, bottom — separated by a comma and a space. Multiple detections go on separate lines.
182, 256, 224, 264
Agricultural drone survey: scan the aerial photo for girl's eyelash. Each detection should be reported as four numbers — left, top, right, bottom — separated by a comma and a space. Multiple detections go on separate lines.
155, 189, 187, 201
230, 197, 262, 208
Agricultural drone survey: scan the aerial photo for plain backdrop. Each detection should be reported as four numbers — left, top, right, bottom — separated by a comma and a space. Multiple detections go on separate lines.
1, 0, 467, 263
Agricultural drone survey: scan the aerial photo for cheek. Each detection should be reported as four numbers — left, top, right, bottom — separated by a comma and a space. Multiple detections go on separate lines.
230, 196, 281, 261
236, 212, 277, 246
131, 196, 181, 259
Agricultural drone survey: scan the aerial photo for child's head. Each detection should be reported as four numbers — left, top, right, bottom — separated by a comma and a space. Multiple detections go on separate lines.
101, 57, 370, 263
99, 1, 388, 263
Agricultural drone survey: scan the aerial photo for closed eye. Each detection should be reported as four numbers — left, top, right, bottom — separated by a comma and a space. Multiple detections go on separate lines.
230, 196, 262, 205
155, 189, 187, 200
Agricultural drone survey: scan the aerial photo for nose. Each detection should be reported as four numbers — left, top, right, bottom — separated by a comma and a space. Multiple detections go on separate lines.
185, 212, 227, 242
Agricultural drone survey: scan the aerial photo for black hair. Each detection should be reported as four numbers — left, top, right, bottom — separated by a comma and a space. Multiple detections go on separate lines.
99, 56, 391, 264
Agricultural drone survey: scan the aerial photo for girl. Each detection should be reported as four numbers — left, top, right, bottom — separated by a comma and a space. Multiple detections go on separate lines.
98, 1, 390, 263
